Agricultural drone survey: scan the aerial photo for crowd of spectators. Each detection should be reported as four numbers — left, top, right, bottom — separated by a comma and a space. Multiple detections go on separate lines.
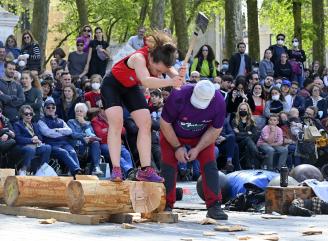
0, 28, 327, 180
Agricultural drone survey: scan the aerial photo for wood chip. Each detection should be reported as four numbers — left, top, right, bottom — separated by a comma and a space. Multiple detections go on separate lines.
302, 228, 322, 235
121, 223, 136, 229
237, 236, 253, 240
133, 218, 148, 223
238, 236, 279, 241
259, 232, 278, 235
180, 238, 193, 241
199, 218, 218, 225
203, 231, 216, 236
214, 225, 248, 232
261, 215, 286, 219
262, 235, 279, 241
39, 218, 56, 224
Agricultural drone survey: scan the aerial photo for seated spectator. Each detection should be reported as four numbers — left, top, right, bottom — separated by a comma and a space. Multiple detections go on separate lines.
5, 35, 20, 59
247, 83, 266, 129
257, 114, 288, 170
91, 109, 135, 179
188, 71, 200, 84
53, 72, 83, 101
259, 49, 274, 81
0, 107, 16, 162
21, 70, 42, 121
219, 59, 229, 75
247, 72, 259, 92
56, 84, 83, 122
274, 52, 293, 80
226, 76, 248, 119
264, 86, 289, 118
219, 74, 233, 100
262, 74, 274, 98
21, 30, 41, 75
280, 79, 291, 98
67, 103, 103, 175
191, 44, 217, 79
53, 48, 67, 70
84, 74, 102, 118
304, 84, 327, 120
41, 79, 54, 102
0, 61, 25, 122
284, 81, 305, 114
38, 99, 82, 176
13, 105, 51, 176
232, 103, 264, 169
50, 58, 58, 76
67, 38, 88, 77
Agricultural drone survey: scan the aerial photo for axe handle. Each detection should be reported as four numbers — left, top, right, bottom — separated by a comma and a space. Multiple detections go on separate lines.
183, 33, 198, 66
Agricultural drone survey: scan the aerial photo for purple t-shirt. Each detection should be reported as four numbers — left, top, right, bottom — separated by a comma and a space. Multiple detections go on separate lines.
161, 85, 226, 138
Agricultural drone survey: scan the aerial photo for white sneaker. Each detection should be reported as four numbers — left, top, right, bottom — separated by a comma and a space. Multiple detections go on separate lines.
92, 166, 104, 176
18, 169, 27, 176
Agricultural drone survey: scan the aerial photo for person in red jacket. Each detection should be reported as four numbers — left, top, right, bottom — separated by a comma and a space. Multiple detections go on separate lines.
91, 109, 134, 179
100, 31, 184, 182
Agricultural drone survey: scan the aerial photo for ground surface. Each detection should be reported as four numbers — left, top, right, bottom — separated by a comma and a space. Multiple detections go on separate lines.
0, 182, 327, 241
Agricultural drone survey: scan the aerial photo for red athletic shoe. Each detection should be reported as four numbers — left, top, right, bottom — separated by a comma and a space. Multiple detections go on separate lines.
111, 167, 123, 182
136, 167, 164, 183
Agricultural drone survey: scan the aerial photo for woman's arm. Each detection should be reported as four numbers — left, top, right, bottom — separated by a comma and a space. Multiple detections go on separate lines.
80, 47, 93, 77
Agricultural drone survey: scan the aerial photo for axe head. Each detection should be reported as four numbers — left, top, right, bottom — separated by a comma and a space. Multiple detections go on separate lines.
195, 12, 209, 34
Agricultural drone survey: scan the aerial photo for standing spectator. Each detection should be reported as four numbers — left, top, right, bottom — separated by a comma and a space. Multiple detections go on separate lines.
78, 25, 92, 53
247, 72, 259, 92
287, 37, 306, 87
304, 84, 327, 120
56, 84, 82, 122
83, 27, 110, 78
259, 49, 274, 81
228, 42, 252, 78
127, 26, 146, 50
38, 99, 82, 176
0, 61, 25, 122
85, 74, 102, 117
247, 83, 266, 129
191, 44, 217, 79
21, 30, 41, 74
67, 103, 103, 175
21, 70, 42, 121
67, 38, 88, 77
269, 33, 288, 65
0, 41, 5, 78
264, 86, 289, 118
257, 114, 288, 170
274, 52, 293, 80
53, 48, 67, 70
5, 35, 20, 59
13, 105, 52, 176
0, 107, 16, 160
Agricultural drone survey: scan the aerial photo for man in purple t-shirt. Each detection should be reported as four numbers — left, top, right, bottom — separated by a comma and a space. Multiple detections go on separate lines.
160, 80, 228, 220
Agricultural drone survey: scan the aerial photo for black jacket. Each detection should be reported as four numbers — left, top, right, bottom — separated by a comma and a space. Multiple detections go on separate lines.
228, 53, 252, 78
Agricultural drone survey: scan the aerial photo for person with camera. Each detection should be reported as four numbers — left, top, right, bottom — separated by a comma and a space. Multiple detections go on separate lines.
13, 105, 52, 176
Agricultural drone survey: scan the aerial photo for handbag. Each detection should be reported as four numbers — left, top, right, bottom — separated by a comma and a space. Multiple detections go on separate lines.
289, 60, 302, 75
304, 125, 322, 141
35, 163, 58, 176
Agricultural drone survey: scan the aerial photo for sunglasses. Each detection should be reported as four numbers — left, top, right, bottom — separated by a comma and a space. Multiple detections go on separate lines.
46, 106, 56, 110
277, 38, 284, 41
202, 49, 208, 52
77, 44, 84, 47
84, 29, 91, 32
24, 112, 33, 116
24, 36, 30, 39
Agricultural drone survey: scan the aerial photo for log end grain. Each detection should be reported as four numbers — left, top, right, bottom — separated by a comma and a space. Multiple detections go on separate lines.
4, 176, 19, 206
67, 181, 85, 214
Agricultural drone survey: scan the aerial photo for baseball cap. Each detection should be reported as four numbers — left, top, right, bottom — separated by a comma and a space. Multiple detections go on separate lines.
190, 80, 216, 109
282, 79, 291, 87
44, 98, 56, 107
76, 38, 84, 44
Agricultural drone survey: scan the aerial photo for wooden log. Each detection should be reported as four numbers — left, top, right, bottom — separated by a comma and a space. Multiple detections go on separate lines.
67, 180, 166, 215
265, 186, 313, 214
4, 175, 98, 207
0, 169, 15, 201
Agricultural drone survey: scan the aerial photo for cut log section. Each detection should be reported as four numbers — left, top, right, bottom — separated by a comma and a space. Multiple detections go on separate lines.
0, 169, 15, 200
4, 176, 98, 207
67, 180, 166, 215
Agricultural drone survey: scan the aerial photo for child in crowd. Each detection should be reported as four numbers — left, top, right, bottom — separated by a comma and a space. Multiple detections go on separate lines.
257, 113, 288, 171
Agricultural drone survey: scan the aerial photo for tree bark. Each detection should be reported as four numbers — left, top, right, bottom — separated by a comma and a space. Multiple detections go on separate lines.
4, 176, 98, 208
75, 0, 89, 27
247, 0, 260, 62
139, 0, 149, 27
67, 180, 166, 214
293, 0, 302, 48
150, 0, 165, 29
312, 0, 325, 65
224, 0, 243, 58
171, 0, 188, 56
31, 0, 50, 72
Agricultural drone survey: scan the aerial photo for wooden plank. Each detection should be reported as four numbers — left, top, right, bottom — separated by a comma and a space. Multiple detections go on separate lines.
108, 213, 133, 224
0, 204, 110, 225
265, 186, 313, 214
148, 211, 179, 223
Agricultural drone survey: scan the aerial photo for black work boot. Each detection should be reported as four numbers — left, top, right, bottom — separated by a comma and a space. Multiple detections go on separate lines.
206, 202, 228, 220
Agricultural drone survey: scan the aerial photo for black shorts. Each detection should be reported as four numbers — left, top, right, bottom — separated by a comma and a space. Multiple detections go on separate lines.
101, 73, 148, 113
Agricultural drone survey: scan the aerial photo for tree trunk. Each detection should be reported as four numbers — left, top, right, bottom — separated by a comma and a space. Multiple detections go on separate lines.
150, 0, 165, 29
247, 0, 260, 62
171, 0, 188, 56
312, 0, 325, 65
67, 180, 166, 215
293, 0, 302, 48
31, 0, 50, 72
139, 0, 149, 27
224, 0, 243, 58
75, 0, 89, 27
4, 176, 98, 208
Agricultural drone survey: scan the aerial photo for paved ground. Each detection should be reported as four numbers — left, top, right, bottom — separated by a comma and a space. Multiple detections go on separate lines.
0, 182, 327, 241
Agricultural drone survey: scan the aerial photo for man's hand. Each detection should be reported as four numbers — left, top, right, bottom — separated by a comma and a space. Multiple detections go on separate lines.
1, 134, 9, 142
187, 147, 200, 161
175, 146, 189, 163
171, 75, 184, 88
31, 136, 39, 143
216, 136, 226, 144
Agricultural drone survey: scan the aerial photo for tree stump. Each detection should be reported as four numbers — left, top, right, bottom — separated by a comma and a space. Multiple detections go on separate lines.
66, 180, 166, 215
4, 176, 98, 207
